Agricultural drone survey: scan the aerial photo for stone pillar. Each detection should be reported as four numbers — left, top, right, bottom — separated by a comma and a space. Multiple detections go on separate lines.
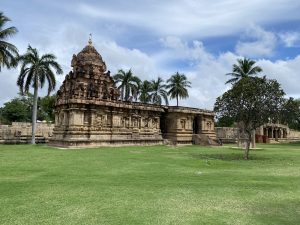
279, 129, 282, 138
55, 114, 59, 126
197, 116, 202, 134
271, 128, 274, 138
283, 129, 287, 138
63, 111, 69, 126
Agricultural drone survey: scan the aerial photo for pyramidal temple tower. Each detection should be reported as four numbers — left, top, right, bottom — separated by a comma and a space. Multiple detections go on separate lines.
49, 39, 217, 147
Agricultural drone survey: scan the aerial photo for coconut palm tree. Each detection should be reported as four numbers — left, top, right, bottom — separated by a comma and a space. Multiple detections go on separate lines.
17, 45, 63, 144
113, 69, 141, 101
150, 77, 168, 105
0, 12, 19, 71
139, 80, 153, 103
225, 58, 262, 84
166, 72, 191, 106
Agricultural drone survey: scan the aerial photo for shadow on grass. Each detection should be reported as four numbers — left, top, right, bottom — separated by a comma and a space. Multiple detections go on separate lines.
280, 141, 300, 146
251, 199, 300, 225
190, 152, 270, 161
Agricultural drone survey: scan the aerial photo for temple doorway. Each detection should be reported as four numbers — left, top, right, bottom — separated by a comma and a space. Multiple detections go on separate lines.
193, 116, 199, 134
160, 114, 167, 135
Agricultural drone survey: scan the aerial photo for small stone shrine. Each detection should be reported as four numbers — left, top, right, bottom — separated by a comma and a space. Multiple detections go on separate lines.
49, 38, 217, 147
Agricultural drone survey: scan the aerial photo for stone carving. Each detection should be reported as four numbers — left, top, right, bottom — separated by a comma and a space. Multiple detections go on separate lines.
55, 40, 120, 104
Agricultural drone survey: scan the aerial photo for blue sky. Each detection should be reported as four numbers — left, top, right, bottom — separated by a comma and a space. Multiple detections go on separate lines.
1, 0, 300, 109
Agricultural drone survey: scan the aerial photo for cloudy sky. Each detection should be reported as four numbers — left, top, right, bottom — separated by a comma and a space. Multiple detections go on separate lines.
1, 0, 300, 109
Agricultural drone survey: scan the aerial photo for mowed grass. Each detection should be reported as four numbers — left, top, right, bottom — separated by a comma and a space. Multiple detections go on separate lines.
0, 143, 300, 225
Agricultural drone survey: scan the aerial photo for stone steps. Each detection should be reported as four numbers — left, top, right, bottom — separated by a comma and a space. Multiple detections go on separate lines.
192, 134, 221, 146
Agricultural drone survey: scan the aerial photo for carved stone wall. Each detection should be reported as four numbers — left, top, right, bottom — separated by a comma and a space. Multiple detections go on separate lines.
51, 102, 164, 147
162, 107, 216, 144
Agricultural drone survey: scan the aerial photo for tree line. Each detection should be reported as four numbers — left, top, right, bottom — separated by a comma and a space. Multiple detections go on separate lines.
113, 69, 191, 106
218, 57, 300, 131
215, 58, 300, 159
0, 94, 56, 124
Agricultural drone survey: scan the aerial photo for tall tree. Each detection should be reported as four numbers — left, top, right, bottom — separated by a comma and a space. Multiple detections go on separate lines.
150, 77, 168, 105
17, 45, 63, 144
113, 69, 141, 101
281, 97, 300, 130
139, 80, 153, 103
215, 115, 235, 127
166, 72, 191, 106
215, 76, 285, 159
0, 12, 19, 71
225, 58, 262, 84
38, 94, 56, 122
0, 98, 30, 124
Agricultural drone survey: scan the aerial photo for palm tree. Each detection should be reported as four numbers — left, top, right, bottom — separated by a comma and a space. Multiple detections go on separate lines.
17, 45, 63, 144
132, 78, 141, 102
166, 72, 191, 106
225, 58, 262, 84
0, 12, 19, 71
139, 80, 153, 103
150, 77, 168, 105
113, 69, 141, 101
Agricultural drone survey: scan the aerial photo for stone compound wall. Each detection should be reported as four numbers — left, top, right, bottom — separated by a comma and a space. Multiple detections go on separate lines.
289, 129, 300, 139
0, 122, 54, 144
216, 124, 300, 143
215, 127, 239, 143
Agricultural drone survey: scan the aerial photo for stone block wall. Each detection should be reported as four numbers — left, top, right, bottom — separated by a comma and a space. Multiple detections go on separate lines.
216, 124, 300, 143
215, 127, 239, 143
0, 122, 54, 144
289, 129, 300, 138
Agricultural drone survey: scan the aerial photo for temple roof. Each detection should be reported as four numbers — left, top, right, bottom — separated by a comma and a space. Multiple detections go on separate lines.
71, 38, 106, 70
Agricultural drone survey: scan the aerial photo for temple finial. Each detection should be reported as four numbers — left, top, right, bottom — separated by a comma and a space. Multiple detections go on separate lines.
88, 33, 93, 46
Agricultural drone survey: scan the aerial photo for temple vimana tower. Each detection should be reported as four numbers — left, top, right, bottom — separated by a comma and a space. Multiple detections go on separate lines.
49, 39, 217, 147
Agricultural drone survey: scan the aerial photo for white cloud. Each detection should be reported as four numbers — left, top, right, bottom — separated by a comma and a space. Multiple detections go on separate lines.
159, 36, 214, 63
279, 32, 300, 47
73, 0, 300, 38
96, 41, 159, 81
158, 37, 238, 108
257, 56, 300, 96
235, 25, 277, 57
1, 32, 300, 110
0, 68, 20, 105
2, 0, 300, 109
0, 24, 158, 106
159, 36, 300, 108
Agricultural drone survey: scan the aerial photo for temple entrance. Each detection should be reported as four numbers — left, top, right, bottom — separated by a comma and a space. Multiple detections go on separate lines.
193, 116, 199, 134
160, 114, 167, 135
268, 128, 272, 138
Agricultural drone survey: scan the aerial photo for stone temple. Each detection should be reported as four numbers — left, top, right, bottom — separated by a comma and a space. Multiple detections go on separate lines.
49, 39, 217, 147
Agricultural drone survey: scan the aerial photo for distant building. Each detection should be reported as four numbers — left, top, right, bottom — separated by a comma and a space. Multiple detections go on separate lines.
215, 123, 300, 144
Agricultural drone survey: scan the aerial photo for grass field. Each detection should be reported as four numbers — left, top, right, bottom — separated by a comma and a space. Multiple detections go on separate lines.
0, 143, 299, 225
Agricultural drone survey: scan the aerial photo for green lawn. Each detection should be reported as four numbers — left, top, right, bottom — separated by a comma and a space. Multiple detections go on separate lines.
0, 143, 299, 225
